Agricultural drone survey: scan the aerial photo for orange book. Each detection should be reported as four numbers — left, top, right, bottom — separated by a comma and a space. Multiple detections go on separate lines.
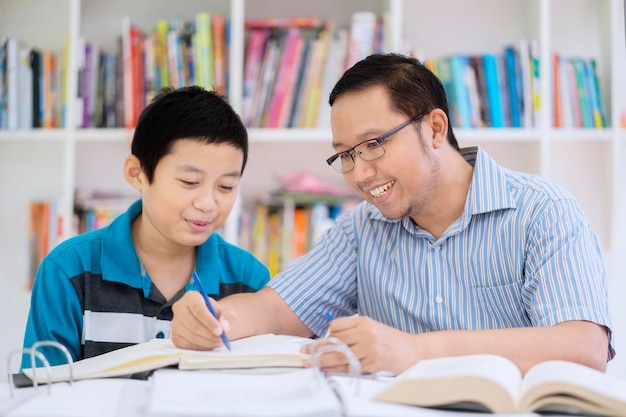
292, 207, 310, 259
553, 53, 562, 128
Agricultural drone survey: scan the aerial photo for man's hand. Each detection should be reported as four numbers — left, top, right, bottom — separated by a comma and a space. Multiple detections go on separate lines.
171, 291, 229, 350
303, 316, 419, 375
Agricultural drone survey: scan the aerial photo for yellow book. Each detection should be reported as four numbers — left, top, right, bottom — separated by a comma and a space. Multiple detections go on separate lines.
194, 12, 214, 90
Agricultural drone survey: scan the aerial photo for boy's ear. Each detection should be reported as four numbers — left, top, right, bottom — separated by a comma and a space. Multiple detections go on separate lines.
123, 154, 144, 190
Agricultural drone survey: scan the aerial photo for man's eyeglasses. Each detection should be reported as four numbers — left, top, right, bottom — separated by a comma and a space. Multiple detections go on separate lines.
326, 113, 426, 173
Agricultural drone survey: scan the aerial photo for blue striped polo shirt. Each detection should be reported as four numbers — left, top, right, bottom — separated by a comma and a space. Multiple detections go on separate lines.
269, 146, 614, 358
23, 199, 270, 367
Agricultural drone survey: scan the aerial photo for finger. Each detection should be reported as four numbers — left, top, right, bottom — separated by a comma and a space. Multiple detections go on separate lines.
172, 293, 223, 349
328, 315, 360, 333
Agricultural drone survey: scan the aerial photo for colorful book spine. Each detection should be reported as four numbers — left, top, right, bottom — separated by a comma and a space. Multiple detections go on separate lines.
266, 28, 300, 128
449, 55, 474, 128
483, 53, 504, 128
242, 29, 270, 126
504, 46, 522, 128
212, 13, 227, 96
566, 58, 583, 128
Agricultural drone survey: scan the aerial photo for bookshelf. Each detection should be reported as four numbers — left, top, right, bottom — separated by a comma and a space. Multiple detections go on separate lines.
0, 0, 625, 377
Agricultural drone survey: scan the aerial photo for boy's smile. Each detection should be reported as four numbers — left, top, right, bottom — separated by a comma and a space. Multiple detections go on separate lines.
137, 138, 243, 251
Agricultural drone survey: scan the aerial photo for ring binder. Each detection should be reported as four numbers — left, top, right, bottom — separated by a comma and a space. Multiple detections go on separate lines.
309, 336, 362, 394
29, 341, 74, 385
6, 348, 51, 398
7, 340, 75, 394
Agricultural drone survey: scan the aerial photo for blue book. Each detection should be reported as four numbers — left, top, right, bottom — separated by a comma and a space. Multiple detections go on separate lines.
504, 46, 522, 128
483, 53, 504, 128
450, 55, 474, 128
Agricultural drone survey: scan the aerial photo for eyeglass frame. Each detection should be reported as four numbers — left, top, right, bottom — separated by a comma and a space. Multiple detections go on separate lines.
326, 112, 427, 173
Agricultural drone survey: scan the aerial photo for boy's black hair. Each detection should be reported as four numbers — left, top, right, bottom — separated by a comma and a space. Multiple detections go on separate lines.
131, 86, 248, 183
329, 53, 459, 150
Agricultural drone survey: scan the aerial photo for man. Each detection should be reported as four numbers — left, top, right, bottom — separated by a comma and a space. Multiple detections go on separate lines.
171, 54, 613, 375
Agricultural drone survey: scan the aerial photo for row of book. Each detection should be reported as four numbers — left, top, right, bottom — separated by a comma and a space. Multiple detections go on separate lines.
82, 12, 228, 129
28, 199, 64, 288
239, 191, 361, 277
0, 38, 66, 130
242, 11, 388, 128
426, 41, 541, 129
74, 192, 138, 234
553, 54, 606, 128
1, 21, 609, 132
425, 42, 606, 129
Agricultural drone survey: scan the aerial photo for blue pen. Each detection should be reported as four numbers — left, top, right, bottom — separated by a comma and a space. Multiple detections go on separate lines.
324, 312, 334, 337
191, 271, 231, 351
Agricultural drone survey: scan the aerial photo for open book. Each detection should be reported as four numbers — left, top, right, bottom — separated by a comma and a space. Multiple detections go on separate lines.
375, 354, 626, 416
23, 334, 311, 384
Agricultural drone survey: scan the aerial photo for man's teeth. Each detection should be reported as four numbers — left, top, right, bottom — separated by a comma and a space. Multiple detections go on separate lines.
370, 181, 395, 198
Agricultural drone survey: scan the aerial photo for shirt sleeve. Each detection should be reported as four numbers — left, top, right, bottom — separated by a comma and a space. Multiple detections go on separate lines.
522, 197, 615, 358
269, 208, 361, 336
22, 256, 84, 368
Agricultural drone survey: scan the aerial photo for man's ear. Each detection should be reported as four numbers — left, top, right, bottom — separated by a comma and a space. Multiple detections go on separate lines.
123, 154, 144, 191
428, 109, 449, 149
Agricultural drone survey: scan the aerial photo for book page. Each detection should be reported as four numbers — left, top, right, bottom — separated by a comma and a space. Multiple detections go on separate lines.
23, 334, 313, 383
329, 375, 538, 417
375, 354, 522, 414
177, 334, 311, 369
519, 360, 626, 415
146, 367, 342, 417
23, 339, 182, 383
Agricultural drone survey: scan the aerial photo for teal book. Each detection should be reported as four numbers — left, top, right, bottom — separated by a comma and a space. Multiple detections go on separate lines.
483, 53, 504, 128
504, 46, 522, 128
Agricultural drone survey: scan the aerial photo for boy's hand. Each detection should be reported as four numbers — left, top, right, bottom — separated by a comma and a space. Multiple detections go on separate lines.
171, 291, 229, 350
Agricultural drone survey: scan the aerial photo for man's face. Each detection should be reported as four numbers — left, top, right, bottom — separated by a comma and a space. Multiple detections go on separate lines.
329, 85, 440, 221
138, 139, 243, 250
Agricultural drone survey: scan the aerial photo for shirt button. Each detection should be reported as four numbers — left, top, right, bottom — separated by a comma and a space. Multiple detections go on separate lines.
434, 246, 441, 251
435, 295, 443, 304
156, 331, 165, 339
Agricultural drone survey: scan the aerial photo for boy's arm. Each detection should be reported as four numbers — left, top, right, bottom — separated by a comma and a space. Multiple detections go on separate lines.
171, 287, 313, 350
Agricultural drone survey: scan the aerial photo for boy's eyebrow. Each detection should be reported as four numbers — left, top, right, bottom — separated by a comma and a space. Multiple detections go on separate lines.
177, 164, 242, 178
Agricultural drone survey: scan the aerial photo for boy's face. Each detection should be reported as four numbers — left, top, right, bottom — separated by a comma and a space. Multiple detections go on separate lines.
138, 138, 243, 249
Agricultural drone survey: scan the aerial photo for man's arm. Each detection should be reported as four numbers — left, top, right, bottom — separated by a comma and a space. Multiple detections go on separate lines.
171, 287, 313, 350
310, 316, 609, 375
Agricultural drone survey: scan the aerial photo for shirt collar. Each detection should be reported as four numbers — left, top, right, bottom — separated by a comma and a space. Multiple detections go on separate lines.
101, 199, 223, 297
367, 146, 516, 226
462, 146, 516, 216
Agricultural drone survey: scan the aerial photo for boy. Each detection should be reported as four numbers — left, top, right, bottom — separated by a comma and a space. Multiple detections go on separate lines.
22, 86, 270, 367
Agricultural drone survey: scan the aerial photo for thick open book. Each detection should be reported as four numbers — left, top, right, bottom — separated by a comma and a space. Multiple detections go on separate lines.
375, 354, 626, 416
23, 334, 311, 384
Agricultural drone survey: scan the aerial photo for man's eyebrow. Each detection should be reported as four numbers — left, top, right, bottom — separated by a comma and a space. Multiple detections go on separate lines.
332, 128, 385, 149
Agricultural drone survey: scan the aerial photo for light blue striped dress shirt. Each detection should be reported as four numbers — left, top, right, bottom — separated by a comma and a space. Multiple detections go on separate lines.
269, 146, 614, 358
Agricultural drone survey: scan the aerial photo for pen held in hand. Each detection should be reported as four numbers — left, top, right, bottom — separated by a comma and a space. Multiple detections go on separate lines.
191, 271, 231, 351
324, 312, 334, 338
